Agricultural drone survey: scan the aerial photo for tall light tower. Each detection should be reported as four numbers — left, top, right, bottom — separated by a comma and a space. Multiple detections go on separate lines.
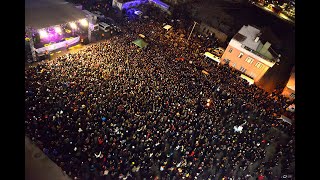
26, 27, 38, 62
88, 16, 93, 43
187, 21, 198, 42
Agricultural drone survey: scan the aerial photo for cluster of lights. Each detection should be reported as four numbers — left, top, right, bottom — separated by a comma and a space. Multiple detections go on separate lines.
55, 26, 62, 34
69, 22, 77, 29
79, 19, 88, 27
70, 19, 88, 29
38, 19, 88, 39
39, 29, 48, 39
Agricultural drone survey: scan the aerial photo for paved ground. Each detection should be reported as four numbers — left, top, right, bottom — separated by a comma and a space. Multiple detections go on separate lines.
25, 136, 71, 180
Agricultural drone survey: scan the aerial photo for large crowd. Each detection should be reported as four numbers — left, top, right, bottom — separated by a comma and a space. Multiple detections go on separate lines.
25, 6, 295, 180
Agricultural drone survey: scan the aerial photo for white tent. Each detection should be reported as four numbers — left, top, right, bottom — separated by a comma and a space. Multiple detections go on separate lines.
138, 34, 145, 38
163, 24, 172, 31
234, 126, 243, 133
204, 52, 220, 63
240, 74, 254, 85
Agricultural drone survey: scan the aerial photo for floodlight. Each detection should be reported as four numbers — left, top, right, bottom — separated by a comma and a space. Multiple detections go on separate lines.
79, 19, 88, 27
39, 29, 48, 39
70, 22, 77, 29
55, 26, 62, 34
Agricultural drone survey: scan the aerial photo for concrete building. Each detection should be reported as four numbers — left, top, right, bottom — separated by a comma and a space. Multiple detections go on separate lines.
220, 25, 280, 83
112, 0, 170, 13
282, 66, 295, 100
197, 22, 228, 43
112, 0, 146, 11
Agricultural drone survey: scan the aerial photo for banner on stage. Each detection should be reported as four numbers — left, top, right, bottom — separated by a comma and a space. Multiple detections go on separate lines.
35, 36, 80, 54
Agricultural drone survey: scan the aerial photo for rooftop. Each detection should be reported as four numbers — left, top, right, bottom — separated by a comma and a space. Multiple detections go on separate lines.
25, 0, 86, 29
237, 25, 261, 51
233, 25, 280, 63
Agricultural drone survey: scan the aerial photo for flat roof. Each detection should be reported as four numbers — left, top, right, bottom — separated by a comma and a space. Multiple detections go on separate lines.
25, 0, 87, 29
237, 25, 261, 51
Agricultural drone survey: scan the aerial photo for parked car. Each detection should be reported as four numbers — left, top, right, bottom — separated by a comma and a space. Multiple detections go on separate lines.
98, 22, 111, 33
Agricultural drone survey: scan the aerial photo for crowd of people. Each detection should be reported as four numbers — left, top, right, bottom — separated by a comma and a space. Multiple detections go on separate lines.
25, 6, 295, 180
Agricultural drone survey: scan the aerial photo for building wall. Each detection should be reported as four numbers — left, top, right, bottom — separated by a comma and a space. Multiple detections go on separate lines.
149, 0, 171, 13
122, 0, 146, 10
220, 44, 271, 82
282, 86, 295, 100
282, 67, 295, 99
197, 23, 228, 43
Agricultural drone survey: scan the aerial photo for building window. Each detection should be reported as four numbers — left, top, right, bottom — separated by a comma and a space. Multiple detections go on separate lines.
232, 63, 236, 68
245, 57, 254, 64
238, 52, 243, 58
249, 72, 256, 78
229, 48, 233, 53
255, 62, 263, 69
239, 66, 246, 73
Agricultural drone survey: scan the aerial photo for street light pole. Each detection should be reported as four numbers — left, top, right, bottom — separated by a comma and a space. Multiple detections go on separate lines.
88, 16, 92, 43
187, 21, 197, 42
26, 27, 38, 62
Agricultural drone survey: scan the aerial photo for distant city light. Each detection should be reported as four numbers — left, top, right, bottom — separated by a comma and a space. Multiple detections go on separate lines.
264, 6, 273, 12
206, 102, 210, 107
55, 26, 62, 34
207, 99, 211, 103
39, 29, 48, 39
279, 13, 290, 21
79, 19, 88, 27
69, 22, 77, 29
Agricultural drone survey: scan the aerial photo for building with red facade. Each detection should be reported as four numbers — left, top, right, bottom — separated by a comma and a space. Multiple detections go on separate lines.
282, 66, 295, 100
220, 25, 280, 83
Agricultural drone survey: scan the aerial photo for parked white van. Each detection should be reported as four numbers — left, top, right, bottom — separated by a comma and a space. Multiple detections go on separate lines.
98, 22, 111, 33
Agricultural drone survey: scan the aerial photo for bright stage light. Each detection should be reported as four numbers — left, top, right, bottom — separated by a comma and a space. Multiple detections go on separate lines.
69, 22, 77, 29
39, 29, 48, 39
55, 26, 62, 34
79, 19, 88, 27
